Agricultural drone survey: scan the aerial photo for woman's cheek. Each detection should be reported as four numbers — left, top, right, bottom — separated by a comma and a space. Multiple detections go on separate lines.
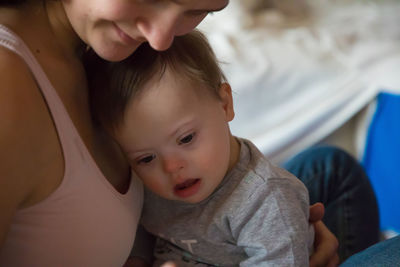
90, 0, 137, 21
176, 14, 207, 36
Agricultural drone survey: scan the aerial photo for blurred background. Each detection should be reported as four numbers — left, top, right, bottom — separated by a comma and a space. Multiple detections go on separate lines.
199, 0, 400, 238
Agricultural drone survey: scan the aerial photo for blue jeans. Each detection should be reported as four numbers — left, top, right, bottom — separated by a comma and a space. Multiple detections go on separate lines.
283, 146, 380, 262
341, 235, 400, 266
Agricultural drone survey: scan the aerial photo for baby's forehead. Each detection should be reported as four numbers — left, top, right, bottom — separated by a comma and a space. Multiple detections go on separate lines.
138, 63, 216, 98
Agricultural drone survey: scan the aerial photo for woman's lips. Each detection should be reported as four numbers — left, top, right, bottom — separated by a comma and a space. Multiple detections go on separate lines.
113, 23, 138, 45
174, 178, 201, 198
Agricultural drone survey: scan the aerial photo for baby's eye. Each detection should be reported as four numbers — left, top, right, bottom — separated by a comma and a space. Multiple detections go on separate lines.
137, 154, 156, 164
179, 133, 195, 145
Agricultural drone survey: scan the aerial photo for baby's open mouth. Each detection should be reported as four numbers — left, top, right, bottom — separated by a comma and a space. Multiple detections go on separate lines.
174, 178, 201, 198
175, 178, 200, 190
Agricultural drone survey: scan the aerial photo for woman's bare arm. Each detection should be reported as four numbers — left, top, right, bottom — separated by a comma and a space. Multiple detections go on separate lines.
0, 49, 62, 248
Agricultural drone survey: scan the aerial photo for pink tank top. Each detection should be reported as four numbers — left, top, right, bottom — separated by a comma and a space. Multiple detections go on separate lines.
0, 25, 143, 267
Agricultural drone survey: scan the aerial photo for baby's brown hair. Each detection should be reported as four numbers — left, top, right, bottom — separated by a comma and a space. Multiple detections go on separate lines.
85, 30, 226, 132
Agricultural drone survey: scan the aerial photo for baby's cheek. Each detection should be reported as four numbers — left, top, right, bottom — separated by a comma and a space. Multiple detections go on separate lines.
143, 179, 161, 192
138, 169, 171, 198
130, 167, 149, 185
200, 144, 229, 172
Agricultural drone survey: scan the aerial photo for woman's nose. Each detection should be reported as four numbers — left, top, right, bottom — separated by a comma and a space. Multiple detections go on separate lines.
136, 14, 177, 51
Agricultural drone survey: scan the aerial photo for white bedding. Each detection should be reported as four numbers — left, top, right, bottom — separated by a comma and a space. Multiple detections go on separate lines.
199, 0, 400, 163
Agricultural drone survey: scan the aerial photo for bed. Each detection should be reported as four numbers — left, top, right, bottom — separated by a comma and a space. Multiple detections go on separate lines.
199, 0, 400, 235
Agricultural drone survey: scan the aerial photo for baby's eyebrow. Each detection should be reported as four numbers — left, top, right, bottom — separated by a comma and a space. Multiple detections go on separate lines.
168, 120, 195, 139
126, 150, 150, 159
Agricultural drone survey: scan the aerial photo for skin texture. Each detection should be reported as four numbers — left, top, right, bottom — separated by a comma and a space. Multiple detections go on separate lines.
114, 68, 239, 203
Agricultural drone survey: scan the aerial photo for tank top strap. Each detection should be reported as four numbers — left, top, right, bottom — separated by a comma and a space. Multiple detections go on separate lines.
0, 24, 82, 150
0, 24, 103, 179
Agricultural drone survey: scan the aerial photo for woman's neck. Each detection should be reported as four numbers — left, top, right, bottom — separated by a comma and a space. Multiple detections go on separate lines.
0, 0, 84, 59
44, 0, 85, 59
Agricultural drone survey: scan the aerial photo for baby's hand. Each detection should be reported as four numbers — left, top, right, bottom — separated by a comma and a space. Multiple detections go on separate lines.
309, 203, 339, 267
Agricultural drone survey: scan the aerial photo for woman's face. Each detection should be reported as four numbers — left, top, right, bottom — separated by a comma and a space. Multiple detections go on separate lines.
62, 0, 229, 61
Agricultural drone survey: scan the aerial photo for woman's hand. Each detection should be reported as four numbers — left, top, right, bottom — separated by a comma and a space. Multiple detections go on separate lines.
309, 203, 339, 267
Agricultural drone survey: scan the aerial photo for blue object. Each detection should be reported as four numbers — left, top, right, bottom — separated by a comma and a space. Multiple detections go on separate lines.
341, 235, 400, 266
362, 92, 400, 233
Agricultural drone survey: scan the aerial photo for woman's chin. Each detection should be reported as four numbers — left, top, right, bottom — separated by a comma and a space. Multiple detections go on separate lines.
93, 44, 139, 62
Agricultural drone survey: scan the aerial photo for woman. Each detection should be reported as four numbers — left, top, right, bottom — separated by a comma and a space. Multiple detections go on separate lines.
0, 0, 373, 266
0, 1, 228, 265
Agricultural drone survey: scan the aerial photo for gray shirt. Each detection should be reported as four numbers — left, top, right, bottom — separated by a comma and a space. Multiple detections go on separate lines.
140, 138, 314, 266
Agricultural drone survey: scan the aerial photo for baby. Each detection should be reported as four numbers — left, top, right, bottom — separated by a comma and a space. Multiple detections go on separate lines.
86, 30, 314, 266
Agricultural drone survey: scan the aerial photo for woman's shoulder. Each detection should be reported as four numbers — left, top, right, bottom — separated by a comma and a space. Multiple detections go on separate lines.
0, 45, 64, 209
0, 45, 47, 126
0, 44, 35, 88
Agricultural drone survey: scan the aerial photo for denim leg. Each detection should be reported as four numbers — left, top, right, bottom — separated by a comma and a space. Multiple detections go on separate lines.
340, 235, 400, 266
283, 146, 380, 262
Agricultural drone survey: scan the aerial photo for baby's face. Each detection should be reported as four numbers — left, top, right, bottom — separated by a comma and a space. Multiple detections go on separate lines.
114, 68, 235, 203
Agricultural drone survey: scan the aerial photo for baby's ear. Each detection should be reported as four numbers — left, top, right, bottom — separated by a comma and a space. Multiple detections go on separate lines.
218, 83, 235, 122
